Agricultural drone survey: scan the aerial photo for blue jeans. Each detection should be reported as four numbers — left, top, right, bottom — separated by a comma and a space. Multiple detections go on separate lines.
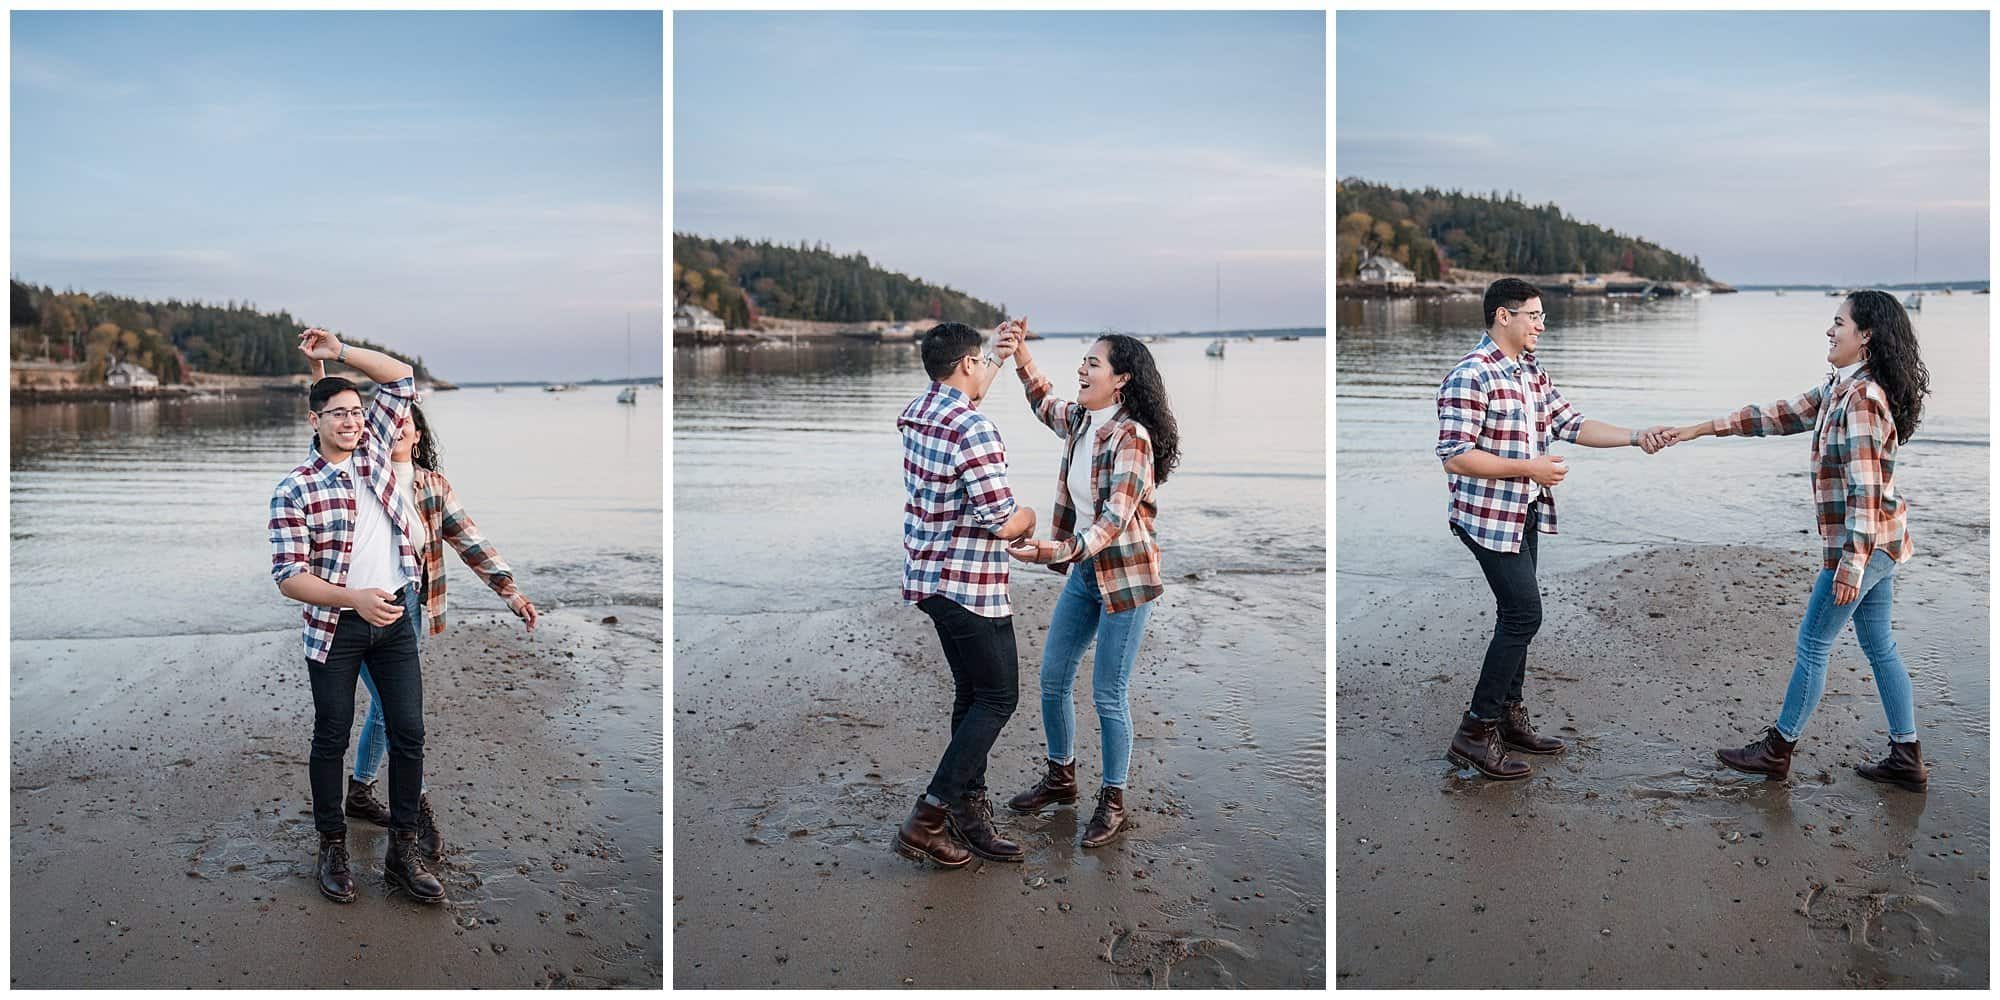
352, 599, 424, 790
1774, 550, 1917, 742
1039, 562, 1156, 789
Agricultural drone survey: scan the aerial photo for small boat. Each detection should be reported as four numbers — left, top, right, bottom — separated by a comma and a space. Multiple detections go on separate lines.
1903, 292, 1923, 311
616, 316, 639, 403
544, 382, 578, 393
1205, 339, 1225, 358
1244, 334, 1257, 342
1826, 288, 1847, 297
1277, 335, 1300, 342
1774, 288, 1786, 297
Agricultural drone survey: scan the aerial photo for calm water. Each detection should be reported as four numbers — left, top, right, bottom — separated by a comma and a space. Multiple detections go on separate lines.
10, 386, 664, 641
672, 334, 1327, 615
1335, 290, 1989, 676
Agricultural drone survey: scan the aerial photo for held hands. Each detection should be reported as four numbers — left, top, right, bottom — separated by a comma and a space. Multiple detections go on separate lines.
1636, 426, 1678, 454
996, 318, 1032, 363
299, 327, 344, 361
352, 588, 405, 627
1006, 538, 1057, 564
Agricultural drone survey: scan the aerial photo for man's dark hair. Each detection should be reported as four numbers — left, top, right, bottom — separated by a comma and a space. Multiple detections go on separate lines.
309, 376, 361, 413
1483, 278, 1544, 329
921, 323, 983, 380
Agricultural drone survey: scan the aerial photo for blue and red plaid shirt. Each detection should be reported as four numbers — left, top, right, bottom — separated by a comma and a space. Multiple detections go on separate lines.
899, 382, 1019, 618
269, 376, 420, 662
1435, 334, 1588, 553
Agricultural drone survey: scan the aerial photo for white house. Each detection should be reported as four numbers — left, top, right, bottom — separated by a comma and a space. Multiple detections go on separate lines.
106, 362, 160, 388
674, 303, 726, 335
1357, 254, 1416, 288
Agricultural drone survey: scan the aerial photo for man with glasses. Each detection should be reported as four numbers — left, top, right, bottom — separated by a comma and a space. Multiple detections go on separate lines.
1434, 278, 1676, 780
893, 321, 1038, 867
268, 327, 445, 904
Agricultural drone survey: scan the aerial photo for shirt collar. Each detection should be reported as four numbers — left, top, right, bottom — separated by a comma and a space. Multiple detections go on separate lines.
1476, 333, 1535, 375
1832, 360, 1866, 384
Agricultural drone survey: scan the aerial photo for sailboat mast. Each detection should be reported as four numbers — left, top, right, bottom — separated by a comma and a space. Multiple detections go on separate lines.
1215, 260, 1221, 333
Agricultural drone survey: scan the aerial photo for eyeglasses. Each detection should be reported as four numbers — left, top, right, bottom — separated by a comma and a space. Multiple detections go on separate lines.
1503, 308, 1546, 323
317, 407, 366, 421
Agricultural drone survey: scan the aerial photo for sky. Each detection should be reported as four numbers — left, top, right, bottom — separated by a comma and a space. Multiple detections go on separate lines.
1336, 11, 1989, 286
673, 12, 1325, 332
12, 11, 663, 382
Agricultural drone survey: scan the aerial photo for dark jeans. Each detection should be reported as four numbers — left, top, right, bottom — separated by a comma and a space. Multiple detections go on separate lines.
1454, 504, 1542, 721
307, 584, 424, 836
917, 596, 1019, 803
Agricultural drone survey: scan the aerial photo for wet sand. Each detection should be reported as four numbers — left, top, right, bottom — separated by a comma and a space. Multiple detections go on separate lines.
10, 606, 663, 988
672, 571, 1326, 987
1335, 545, 1988, 987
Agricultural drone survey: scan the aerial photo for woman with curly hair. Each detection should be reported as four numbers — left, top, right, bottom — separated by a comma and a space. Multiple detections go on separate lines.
1668, 290, 1934, 791
996, 322, 1181, 847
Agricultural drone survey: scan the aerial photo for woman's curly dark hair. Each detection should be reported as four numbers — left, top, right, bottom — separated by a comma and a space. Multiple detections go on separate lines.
1846, 290, 1931, 444
1098, 334, 1181, 485
408, 403, 441, 472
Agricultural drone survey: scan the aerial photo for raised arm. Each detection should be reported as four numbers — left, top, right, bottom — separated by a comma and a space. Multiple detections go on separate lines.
299, 327, 413, 386
1005, 320, 1082, 438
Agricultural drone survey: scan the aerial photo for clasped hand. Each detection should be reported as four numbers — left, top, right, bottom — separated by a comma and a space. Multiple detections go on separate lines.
1006, 538, 1056, 564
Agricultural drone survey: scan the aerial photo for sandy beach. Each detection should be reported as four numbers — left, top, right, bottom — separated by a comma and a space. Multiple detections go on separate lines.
672, 570, 1326, 987
1335, 544, 1988, 987
10, 606, 663, 988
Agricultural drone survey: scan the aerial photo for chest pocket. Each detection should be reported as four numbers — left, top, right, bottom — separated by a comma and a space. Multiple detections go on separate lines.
304, 492, 353, 539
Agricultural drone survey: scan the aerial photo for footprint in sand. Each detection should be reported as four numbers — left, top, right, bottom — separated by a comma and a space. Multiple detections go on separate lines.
1102, 924, 1254, 987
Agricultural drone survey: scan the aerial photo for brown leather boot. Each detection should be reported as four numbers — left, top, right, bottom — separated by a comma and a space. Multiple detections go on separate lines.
344, 777, 390, 826
948, 791, 1025, 862
1447, 714, 1531, 780
1499, 701, 1566, 754
1717, 727, 1796, 780
385, 831, 446, 903
1855, 740, 1928, 792
1080, 787, 1127, 848
1008, 758, 1078, 813
316, 832, 356, 903
894, 797, 971, 868
416, 792, 445, 863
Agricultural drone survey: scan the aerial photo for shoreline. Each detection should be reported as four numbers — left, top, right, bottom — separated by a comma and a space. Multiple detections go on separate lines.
672, 570, 1326, 987
10, 606, 664, 988
1335, 543, 1988, 987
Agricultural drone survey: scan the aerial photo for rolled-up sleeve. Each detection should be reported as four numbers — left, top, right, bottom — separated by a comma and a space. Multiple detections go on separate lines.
955, 419, 1019, 533
269, 484, 311, 586
1435, 365, 1486, 462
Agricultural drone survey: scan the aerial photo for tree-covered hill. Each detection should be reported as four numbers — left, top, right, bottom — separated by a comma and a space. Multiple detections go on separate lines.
9, 280, 431, 384
1336, 179, 1711, 283
674, 233, 1006, 328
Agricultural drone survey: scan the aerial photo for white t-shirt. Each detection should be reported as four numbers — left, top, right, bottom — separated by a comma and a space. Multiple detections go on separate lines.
1066, 404, 1122, 515
1510, 359, 1540, 459
338, 456, 413, 601
393, 460, 427, 556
